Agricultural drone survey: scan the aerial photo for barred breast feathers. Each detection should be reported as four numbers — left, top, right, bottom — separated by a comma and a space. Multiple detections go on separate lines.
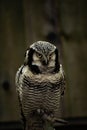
15, 64, 65, 93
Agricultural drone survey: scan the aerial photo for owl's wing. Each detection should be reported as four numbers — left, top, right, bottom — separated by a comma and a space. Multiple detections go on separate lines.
59, 64, 66, 96
15, 65, 26, 127
15, 65, 24, 87
15, 65, 24, 98
61, 74, 66, 96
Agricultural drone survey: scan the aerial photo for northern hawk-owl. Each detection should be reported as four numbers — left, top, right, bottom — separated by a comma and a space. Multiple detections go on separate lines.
15, 41, 66, 130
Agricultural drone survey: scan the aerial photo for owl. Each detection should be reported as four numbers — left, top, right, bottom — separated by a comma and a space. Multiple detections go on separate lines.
15, 41, 66, 130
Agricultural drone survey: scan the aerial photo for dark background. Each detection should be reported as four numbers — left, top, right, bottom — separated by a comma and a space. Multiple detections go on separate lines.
0, 0, 87, 129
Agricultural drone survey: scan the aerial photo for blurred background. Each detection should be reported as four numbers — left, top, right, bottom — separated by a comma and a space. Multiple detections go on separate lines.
0, 0, 87, 129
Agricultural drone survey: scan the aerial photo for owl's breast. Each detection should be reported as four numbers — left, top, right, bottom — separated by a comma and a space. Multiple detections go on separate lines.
22, 74, 61, 116
21, 65, 64, 118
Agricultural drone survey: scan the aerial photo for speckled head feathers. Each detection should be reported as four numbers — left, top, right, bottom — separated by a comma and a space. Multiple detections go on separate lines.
30, 41, 56, 56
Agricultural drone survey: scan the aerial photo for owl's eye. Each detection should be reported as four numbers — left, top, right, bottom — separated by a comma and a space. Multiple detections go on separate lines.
49, 53, 53, 59
36, 53, 42, 58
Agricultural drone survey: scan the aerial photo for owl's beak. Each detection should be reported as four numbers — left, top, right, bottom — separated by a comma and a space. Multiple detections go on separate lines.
45, 58, 48, 64
42, 56, 48, 65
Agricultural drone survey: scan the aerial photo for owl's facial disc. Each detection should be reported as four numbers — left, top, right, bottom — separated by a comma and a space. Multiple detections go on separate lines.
32, 51, 56, 73
32, 52, 43, 67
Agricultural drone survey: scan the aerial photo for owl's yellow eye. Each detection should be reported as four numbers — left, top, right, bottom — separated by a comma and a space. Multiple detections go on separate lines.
49, 53, 53, 59
36, 53, 42, 58
49, 54, 52, 59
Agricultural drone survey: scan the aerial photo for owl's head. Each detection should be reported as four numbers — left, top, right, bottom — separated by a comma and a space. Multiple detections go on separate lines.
24, 41, 60, 74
